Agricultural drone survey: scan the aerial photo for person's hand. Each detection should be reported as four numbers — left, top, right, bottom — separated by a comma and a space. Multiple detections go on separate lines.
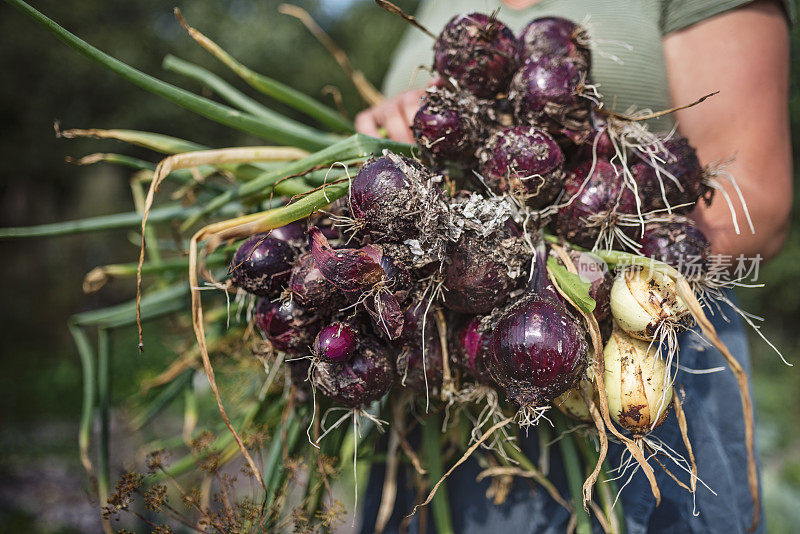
355, 88, 425, 143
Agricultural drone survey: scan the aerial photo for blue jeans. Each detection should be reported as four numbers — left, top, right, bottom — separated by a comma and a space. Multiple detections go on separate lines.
361, 295, 762, 533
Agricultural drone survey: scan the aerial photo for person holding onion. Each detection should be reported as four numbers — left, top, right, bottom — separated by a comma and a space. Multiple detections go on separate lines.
356, 1, 794, 532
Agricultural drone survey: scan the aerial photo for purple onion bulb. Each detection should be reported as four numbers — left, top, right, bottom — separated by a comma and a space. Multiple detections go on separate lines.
433, 13, 520, 98
314, 322, 358, 364
229, 234, 295, 298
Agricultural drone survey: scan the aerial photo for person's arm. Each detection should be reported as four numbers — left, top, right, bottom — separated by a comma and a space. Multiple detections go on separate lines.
662, 0, 792, 261
354, 88, 426, 144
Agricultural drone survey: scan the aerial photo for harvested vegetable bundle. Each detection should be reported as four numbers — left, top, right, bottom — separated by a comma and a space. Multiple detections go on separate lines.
1, 3, 775, 533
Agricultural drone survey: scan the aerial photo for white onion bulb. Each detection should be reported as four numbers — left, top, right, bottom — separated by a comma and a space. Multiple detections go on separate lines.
604, 327, 673, 435
610, 266, 689, 340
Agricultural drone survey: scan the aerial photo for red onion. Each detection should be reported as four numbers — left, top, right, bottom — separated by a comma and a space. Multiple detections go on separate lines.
288, 252, 340, 311
639, 216, 711, 276
314, 322, 358, 364
412, 87, 476, 164
309, 226, 411, 339
477, 125, 565, 209
553, 159, 637, 248
443, 230, 527, 314
229, 234, 295, 298
453, 317, 492, 382
631, 137, 709, 214
349, 153, 441, 241
488, 245, 587, 408
394, 300, 443, 391
433, 13, 520, 98
313, 337, 395, 408
510, 56, 592, 132
254, 298, 318, 354
269, 220, 306, 246
518, 17, 591, 67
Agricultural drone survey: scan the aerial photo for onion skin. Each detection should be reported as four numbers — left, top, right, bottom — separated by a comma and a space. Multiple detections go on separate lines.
639, 217, 711, 277
610, 266, 690, 341
229, 234, 295, 298
510, 56, 591, 131
453, 317, 492, 382
412, 88, 476, 164
488, 293, 587, 407
254, 298, 318, 355
314, 322, 357, 364
433, 13, 520, 98
308, 226, 409, 339
604, 328, 673, 436
553, 159, 636, 248
477, 126, 565, 209
350, 153, 440, 240
308, 226, 385, 292
569, 250, 612, 322
518, 17, 591, 67
313, 338, 395, 408
443, 231, 526, 314
631, 137, 708, 214
288, 252, 339, 311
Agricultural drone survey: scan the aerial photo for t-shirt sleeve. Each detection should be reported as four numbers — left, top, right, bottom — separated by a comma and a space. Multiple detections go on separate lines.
661, 0, 795, 35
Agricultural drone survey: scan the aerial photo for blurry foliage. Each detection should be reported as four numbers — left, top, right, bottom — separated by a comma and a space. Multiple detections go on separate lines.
0, 0, 418, 423
0, 0, 797, 532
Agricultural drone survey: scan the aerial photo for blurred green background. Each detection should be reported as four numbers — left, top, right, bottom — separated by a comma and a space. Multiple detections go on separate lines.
0, 0, 796, 532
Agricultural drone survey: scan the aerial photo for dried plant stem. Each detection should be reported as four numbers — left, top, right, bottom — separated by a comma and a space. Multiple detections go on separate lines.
412, 417, 512, 516
135, 146, 309, 350
374, 0, 437, 39
189, 231, 267, 496
279, 4, 384, 106
435, 309, 455, 399
551, 244, 662, 504
375, 401, 402, 533
672, 391, 698, 496
601, 91, 719, 122
676, 277, 758, 530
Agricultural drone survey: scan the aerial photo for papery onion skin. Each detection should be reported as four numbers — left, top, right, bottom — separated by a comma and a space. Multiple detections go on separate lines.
433, 13, 520, 98
477, 126, 565, 209
610, 266, 690, 340
229, 234, 295, 298
488, 293, 587, 407
604, 328, 673, 435
313, 337, 395, 408
443, 231, 527, 314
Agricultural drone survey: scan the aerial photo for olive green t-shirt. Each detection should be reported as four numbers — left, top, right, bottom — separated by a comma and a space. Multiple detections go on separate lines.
382, 0, 794, 132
